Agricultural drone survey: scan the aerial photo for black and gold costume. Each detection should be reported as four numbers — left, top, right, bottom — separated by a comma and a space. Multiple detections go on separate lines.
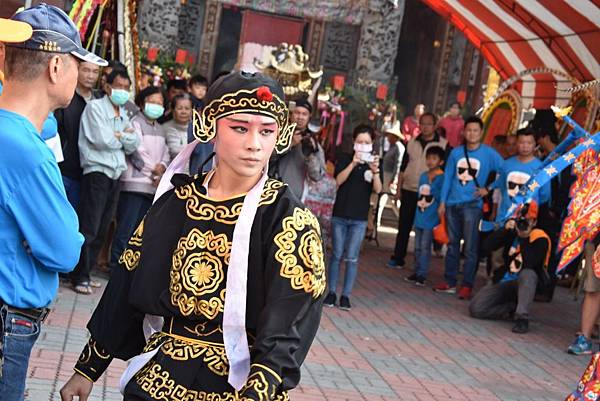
74, 173, 325, 400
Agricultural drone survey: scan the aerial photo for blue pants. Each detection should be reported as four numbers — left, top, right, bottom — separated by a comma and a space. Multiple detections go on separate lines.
444, 202, 482, 287
414, 227, 433, 279
0, 307, 41, 401
110, 191, 152, 268
62, 175, 81, 210
328, 217, 367, 297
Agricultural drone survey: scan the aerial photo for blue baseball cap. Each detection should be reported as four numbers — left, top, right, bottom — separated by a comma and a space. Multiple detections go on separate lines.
9, 3, 107, 66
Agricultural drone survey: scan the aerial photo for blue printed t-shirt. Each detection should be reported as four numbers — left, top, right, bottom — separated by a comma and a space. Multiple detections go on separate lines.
414, 171, 444, 229
441, 144, 503, 206
495, 156, 551, 222
0, 109, 83, 308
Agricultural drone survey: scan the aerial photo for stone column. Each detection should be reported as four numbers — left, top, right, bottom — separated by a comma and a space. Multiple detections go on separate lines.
355, 0, 405, 84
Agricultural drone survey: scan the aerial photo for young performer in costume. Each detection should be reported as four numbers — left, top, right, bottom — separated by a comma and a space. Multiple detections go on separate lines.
60, 71, 326, 401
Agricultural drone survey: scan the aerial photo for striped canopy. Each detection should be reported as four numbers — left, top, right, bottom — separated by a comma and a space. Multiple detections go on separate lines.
423, 0, 600, 108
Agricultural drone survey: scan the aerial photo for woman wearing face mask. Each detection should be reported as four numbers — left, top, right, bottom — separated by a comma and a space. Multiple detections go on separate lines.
324, 124, 382, 310
108, 86, 170, 271
163, 93, 193, 160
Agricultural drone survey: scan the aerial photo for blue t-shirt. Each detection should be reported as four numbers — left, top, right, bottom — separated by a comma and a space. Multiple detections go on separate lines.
414, 171, 444, 229
494, 156, 551, 222
441, 144, 504, 206
0, 109, 83, 308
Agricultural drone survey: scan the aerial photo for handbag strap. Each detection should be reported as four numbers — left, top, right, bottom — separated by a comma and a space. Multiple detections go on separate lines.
462, 145, 481, 188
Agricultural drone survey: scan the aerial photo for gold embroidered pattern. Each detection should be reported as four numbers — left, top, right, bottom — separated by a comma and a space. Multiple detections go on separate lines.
239, 364, 285, 400
129, 220, 144, 246
175, 179, 284, 224
135, 361, 237, 401
161, 337, 229, 376
274, 208, 326, 298
183, 322, 223, 338
119, 249, 141, 271
78, 339, 111, 364
176, 183, 243, 224
118, 219, 144, 271
171, 229, 230, 318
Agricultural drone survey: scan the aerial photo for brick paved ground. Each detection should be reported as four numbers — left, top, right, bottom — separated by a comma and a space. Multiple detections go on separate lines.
26, 227, 591, 401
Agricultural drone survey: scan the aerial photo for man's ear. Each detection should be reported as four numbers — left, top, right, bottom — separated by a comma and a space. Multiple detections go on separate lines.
48, 54, 63, 84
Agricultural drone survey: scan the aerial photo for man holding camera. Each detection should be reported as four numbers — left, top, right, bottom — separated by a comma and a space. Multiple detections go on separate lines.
469, 202, 551, 334
271, 98, 325, 199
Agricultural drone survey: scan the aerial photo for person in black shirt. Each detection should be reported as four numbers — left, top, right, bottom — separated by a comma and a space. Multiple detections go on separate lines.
324, 124, 382, 310
54, 61, 101, 209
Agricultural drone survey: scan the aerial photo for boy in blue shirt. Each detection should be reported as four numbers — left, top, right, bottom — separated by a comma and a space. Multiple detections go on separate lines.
435, 116, 504, 300
405, 146, 445, 286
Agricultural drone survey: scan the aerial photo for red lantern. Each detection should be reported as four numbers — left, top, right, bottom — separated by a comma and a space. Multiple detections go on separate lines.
175, 49, 188, 64
376, 84, 388, 100
147, 47, 159, 62
332, 75, 345, 91
456, 90, 467, 105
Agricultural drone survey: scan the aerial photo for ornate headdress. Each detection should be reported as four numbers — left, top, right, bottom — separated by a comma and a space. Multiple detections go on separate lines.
192, 71, 295, 154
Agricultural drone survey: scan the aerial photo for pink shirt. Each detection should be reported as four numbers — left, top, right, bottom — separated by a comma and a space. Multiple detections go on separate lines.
438, 115, 465, 148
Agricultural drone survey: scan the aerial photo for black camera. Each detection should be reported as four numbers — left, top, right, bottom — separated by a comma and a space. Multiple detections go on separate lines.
515, 218, 531, 231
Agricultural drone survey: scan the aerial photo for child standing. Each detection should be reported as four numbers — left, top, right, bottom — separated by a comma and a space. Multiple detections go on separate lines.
405, 146, 445, 286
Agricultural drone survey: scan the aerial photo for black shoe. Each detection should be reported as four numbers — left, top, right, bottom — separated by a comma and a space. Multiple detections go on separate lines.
415, 276, 426, 287
339, 296, 351, 311
323, 292, 336, 307
512, 318, 529, 334
404, 273, 418, 283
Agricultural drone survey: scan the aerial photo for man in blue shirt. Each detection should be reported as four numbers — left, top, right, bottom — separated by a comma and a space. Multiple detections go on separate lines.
0, 5, 106, 400
434, 116, 503, 300
494, 128, 551, 223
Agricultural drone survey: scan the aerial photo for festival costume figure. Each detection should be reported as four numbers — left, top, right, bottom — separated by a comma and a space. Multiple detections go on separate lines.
66, 72, 326, 400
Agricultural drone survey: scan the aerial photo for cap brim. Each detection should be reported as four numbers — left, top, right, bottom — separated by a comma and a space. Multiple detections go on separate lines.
71, 48, 107, 67
0, 18, 33, 43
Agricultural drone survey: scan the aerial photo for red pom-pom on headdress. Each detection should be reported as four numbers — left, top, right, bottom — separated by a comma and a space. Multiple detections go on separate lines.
256, 86, 273, 102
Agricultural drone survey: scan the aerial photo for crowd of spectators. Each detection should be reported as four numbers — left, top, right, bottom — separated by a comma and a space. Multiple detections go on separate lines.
51, 61, 592, 348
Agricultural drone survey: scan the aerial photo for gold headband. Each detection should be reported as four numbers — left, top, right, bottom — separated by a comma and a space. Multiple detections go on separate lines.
192, 87, 295, 154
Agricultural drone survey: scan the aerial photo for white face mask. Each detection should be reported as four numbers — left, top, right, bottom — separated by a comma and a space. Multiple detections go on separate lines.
354, 143, 373, 154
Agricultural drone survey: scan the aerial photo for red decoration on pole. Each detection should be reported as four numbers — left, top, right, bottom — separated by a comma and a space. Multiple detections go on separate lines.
376, 84, 388, 100
332, 75, 345, 91
175, 49, 188, 64
186, 53, 195, 65
147, 47, 159, 62
457, 90, 467, 105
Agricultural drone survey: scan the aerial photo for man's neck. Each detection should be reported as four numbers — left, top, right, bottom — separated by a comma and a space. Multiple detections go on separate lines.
77, 84, 92, 99
0, 79, 51, 132
208, 163, 262, 200
466, 142, 481, 151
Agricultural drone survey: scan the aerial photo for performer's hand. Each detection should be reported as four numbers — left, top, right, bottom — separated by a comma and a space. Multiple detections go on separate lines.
124, 127, 135, 134
114, 131, 122, 139
60, 373, 93, 401
474, 187, 489, 198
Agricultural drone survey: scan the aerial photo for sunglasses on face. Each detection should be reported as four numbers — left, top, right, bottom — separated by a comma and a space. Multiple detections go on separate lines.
418, 194, 434, 202
508, 181, 524, 190
457, 167, 478, 176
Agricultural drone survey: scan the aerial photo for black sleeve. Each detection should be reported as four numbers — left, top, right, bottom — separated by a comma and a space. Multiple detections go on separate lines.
334, 153, 351, 178
239, 207, 325, 399
53, 108, 66, 144
400, 149, 409, 172
482, 228, 513, 255
74, 220, 147, 382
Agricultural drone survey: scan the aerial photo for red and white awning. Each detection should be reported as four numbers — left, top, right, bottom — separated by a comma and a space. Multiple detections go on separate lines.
422, 0, 600, 108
